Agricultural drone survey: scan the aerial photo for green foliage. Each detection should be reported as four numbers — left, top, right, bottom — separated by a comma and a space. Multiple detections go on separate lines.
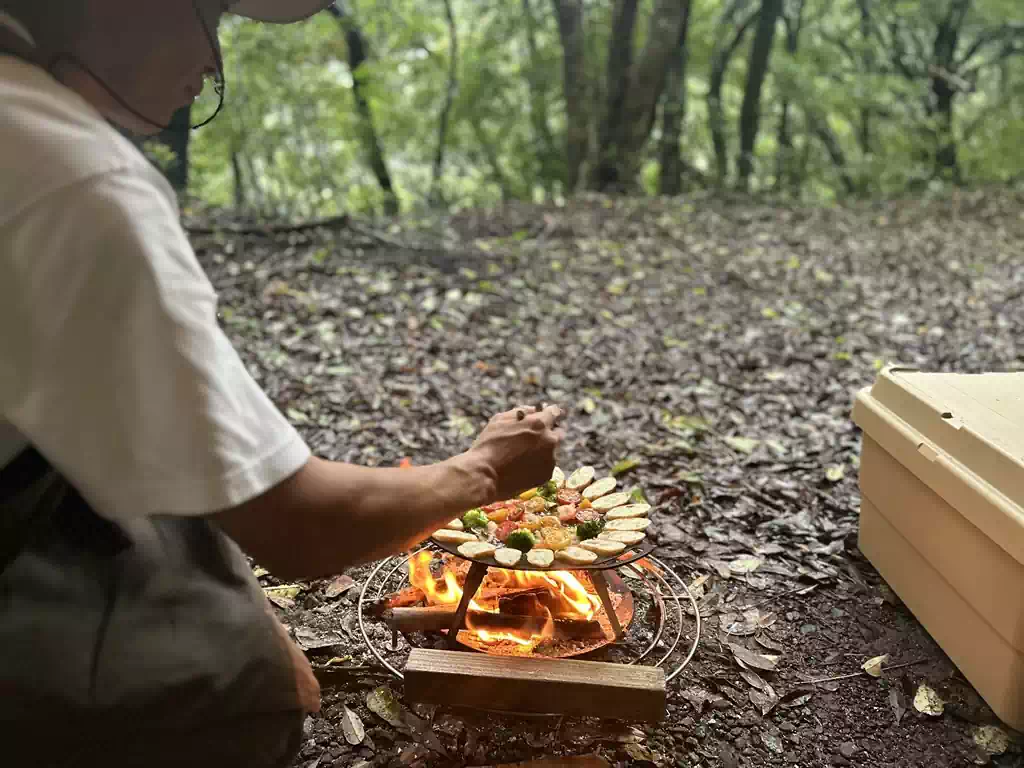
183, 0, 1024, 214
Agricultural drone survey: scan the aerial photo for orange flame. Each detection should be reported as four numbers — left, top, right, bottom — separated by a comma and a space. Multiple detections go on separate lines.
406, 551, 602, 648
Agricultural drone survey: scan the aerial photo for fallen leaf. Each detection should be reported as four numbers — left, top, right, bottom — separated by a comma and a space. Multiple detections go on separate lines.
729, 556, 763, 574
401, 710, 447, 755
761, 730, 784, 753
729, 643, 780, 672
725, 436, 760, 454
341, 706, 365, 745
366, 686, 404, 727
325, 574, 356, 598
611, 457, 641, 476
750, 684, 779, 716
252, 566, 269, 578
913, 683, 945, 717
862, 654, 889, 677
676, 470, 703, 484
708, 560, 733, 579
624, 743, 654, 761
264, 584, 302, 600
755, 634, 786, 652
973, 725, 1009, 756
580, 397, 597, 414
740, 670, 767, 690
721, 613, 758, 636
825, 465, 845, 482
889, 687, 907, 725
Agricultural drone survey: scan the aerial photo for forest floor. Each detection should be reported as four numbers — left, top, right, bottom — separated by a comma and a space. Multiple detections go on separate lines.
190, 189, 1024, 768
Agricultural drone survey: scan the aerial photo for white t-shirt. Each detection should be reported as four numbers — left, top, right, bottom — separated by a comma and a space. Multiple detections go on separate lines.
0, 50, 312, 521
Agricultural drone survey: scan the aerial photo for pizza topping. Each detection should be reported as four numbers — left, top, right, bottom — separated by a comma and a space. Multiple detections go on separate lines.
590, 492, 631, 512
538, 527, 573, 551
557, 504, 578, 524
486, 507, 509, 523
433, 529, 480, 544
495, 520, 519, 541
524, 497, 547, 515
579, 498, 593, 509
537, 479, 560, 500
582, 477, 617, 500
556, 488, 582, 506
482, 501, 512, 513
527, 549, 555, 567
598, 530, 646, 545
494, 548, 522, 567
575, 509, 602, 523
555, 546, 598, 565
605, 517, 650, 531
507, 501, 527, 521
519, 487, 539, 501
575, 518, 605, 541
565, 466, 596, 491
537, 515, 562, 529
458, 541, 497, 559
580, 539, 627, 556
462, 509, 490, 529
605, 503, 650, 520
505, 529, 537, 552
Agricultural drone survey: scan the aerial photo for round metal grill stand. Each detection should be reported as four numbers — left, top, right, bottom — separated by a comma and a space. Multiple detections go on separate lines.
356, 546, 701, 684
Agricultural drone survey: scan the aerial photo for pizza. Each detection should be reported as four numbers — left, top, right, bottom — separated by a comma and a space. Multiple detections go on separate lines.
430, 465, 651, 568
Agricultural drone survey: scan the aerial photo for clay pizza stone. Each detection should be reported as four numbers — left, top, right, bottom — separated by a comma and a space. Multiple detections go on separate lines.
605, 503, 650, 520
581, 477, 616, 501
432, 529, 478, 544
590, 492, 631, 512
565, 466, 595, 491
604, 517, 650, 532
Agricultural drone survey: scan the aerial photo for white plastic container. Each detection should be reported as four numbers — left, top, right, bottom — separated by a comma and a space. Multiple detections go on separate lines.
852, 367, 1024, 730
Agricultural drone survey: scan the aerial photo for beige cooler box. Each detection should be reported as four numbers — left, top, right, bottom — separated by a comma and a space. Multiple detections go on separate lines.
852, 367, 1024, 730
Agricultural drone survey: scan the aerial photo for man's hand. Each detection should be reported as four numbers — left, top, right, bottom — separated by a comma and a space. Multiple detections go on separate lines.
467, 405, 563, 500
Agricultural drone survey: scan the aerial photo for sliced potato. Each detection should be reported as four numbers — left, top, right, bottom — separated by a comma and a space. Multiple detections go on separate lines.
590, 492, 631, 511
494, 548, 522, 567
605, 517, 650, 532
580, 539, 627, 556
598, 530, 646, 545
550, 466, 565, 488
581, 477, 617, 500
605, 503, 650, 520
565, 466, 595, 491
555, 546, 599, 565
446, 518, 465, 530
458, 541, 497, 559
526, 548, 555, 567
432, 529, 479, 544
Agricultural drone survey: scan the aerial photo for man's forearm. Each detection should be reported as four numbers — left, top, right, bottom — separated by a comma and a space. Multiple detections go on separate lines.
215, 453, 497, 580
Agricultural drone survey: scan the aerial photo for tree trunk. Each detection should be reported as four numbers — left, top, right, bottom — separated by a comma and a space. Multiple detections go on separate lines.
328, 2, 399, 215
737, 0, 783, 191
856, 0, 873, 154
230, 150, 247, 209
521, 0, 557, 188
808, 113, 856, 194
774, 0, 805, 194
429, 0, 459, 207
709, 4, 759, 185
591, 0, 689, 192
929, 0, 969, 183
551, 0, 588, 193
592, 0, 639, 192
471, 118, 513, 202
657, 0, 693, 196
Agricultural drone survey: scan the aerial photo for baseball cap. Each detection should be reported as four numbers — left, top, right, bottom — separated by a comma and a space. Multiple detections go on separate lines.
231, 0, 336, 23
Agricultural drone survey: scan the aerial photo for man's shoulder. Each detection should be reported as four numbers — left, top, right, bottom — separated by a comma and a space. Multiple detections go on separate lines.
0, 57, 162, 227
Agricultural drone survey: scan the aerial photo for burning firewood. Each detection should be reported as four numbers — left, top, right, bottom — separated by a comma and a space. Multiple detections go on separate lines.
384, 605, 607, 640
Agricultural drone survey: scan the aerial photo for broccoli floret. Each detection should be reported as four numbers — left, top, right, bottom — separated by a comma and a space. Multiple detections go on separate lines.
538, 480, 559, 499
505, 529, 536, 552
462, 509, 489, 529
576, 519, 605, 541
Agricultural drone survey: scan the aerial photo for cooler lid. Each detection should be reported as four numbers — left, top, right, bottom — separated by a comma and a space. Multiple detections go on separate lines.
853, 366, 1024, 565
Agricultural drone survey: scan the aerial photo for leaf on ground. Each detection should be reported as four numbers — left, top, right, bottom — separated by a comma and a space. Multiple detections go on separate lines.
252, 566, 269, 578
825, 465, 845, 482
729, 556, 763, 574
264, 584, 302, 600
729, 643, 780, 672
676, 470, 702, 484
913, 683, 945, 716
294, 627, 345, 651
721, 613, 758, 636
628, 487, 648, 504
862, 654, 889, 677
341, 706, 365, 745
750, 683, 779, 715
401, 710, 447, 755
725, 436, 760, 455
973, 725, 1009, 756
760, 730, 784, 753
709, 560, 733, 579
366, 686, 404, 727
580, 397, 597, 414
755, 633, 786, 652
611, 457, 641, 476
740, 670, 767, 690
325, 574, 356, 598
624, 743, 654, 761
889, 687, 907, 725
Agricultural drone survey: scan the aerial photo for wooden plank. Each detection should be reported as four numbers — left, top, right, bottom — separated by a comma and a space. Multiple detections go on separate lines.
404, 648, 666, 721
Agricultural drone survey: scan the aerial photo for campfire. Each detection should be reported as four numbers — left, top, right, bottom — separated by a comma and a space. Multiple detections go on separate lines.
383, 551, 634, 658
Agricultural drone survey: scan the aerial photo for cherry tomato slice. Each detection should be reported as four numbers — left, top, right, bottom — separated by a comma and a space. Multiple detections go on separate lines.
482, 501, 512, 513
556, 488, 582, 506
496, 521, 518, 542
575, 509, 602, 523
557, 504, 578, 524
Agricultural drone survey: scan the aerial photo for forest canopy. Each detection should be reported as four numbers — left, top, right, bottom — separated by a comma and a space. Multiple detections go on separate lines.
148, 0, 1024, 217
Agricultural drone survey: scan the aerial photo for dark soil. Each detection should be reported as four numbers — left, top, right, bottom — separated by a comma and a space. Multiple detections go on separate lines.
190, 190, 1024, 768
